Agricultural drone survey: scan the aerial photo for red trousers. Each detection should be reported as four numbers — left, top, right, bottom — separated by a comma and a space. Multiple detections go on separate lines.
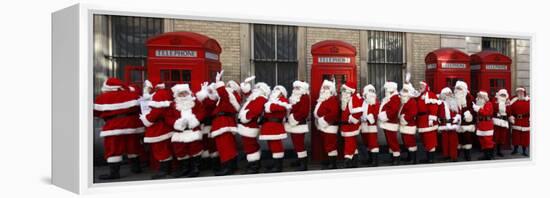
241, 136, 261, 162
150, 139, 172, 162
200, 134, 210, 158
361, 133, 379, 153
267, 140, 285, 159
441, 131, 459, 160
103, 134, 143, 163
172, 141, 203, 160
493, 126, 510, 145
420, 131, 437, 152
401, 133, 417, 152
343, 136, 357, 159
478, 135, 495, 150
384, 130, 400, 157
322, 132, 338, 157
512, 130, 530, 147
290, 133, 307, 158
458, 132, 474, 150
214, 132, 238, 163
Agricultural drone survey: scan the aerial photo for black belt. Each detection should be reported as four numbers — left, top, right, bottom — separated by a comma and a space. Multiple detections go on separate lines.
478, 116, 492, 121
298, 120, 307, 125
514, 114, 529, 119
217, 112, 235, 117
203, 117, 212, 125
495, 115, 508, 120
439, 119, 452, 124
107, 112, 136, 120
417, 112, 428, 116
265, 118, 283, 123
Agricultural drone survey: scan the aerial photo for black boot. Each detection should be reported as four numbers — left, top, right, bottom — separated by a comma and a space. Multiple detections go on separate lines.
211, 157, 221, 172
410, 151, 417, 164
99, 163, 120, 180
187, 157, 201, 177
464, 149, 472, 161
421, 152, 434, 164
130, 157, 142, 173
478, 150, 492, 160
371, 153, 379, 167
363, 152, 373, 165
152, 161, 171, 179
511, 146, 519, 155
391, 156, 400, 165
295, 157, 308, 171
321, 159, 330, 170
496, 145, 504, 157
290, 159, 301, 167
172, 159, 191, 178
199, 157, 211, 170
522, 146, 529, 157
270, 158, 283, 173
245, 160, 261, 174
328, 156, 338, 169
344, 158, 354, 168
214, 158, 235, 176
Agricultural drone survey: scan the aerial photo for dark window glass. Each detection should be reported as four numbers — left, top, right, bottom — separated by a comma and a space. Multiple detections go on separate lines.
367, 31, 405, 96
489, 79, 506, 96
482, 37, 510, 56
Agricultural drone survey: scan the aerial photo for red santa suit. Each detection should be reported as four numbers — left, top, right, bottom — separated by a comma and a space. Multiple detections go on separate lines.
379, 82, 401, 158
398, 83, 418, 153
417, 81, 439, 152
94, 78, 144, 164
473, 91, 495, 150
360, 85, 380, 154
284, 81, 311, 159
139, 89, 175, 162
211, 80, 241, 164
454, 81, 476, 151
438, 88, 461, 161
510, 88, 530, 148
238, 82, 270, 162
260, 86, 291, 159
196, 83, 220, 159
492, 89, 511, 146
314, 80, 340, 157
340, 82, 363, 160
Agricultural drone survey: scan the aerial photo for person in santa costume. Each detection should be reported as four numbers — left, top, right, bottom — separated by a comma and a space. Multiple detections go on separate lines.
360, 84, 380, 167
139, 86, 175, 179
438, 87, 461, 162
94, 78, 144, 180
509, 87, 530, 156
416, 81, 440, 163
473, 90, 495, 160
164, 84, 206, 177
379, 81, 401, 165
454, 81, 475, 161
284, 80, 311, 171
237, 81, 270, 174
492, 89, 511, 157
210, 70, 242, 176
339, 81, 363, 168
139, 80, 166, 115
398, 81, 419, 164
260, 85, 291, 172
195, 82, 219, 170
314, 79, 340, 169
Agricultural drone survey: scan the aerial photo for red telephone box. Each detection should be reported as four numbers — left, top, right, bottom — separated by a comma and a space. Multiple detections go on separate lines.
425, 48, 471, 93
145, 31, 222, 92
310, 40, 357, 160
470, 50, 512, 97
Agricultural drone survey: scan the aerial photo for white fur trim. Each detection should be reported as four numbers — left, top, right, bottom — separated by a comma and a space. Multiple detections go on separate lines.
378, 111, 388, 122
458, 124, 476, 133
143, 132, 174, 143
237, 124, 260, 138
512, 125, 530, 131
264, 99, 291, 113
366, 114, 375, 124
348, 114, 360, 124
173, 118, 186, 131
210, 152, 219, 158
107, 156, 123, 163
418, 125, 438, 133
317, 117, 338, 134
407, 146, 418, 152
399, 125, 417, 134
100, 127, 145, 137
177, 155, 190, 161
424, 97, 440, 105
227, 89, 241, 111
438, 124, 459, 131
240, 82, 252, 95
210, 126, 238, 138
246, 150, 261, 162
349, 104, 363, 114
273, 152, 285, 159
476, 129, 494, 136
285, 123, 309, 134
429, 115, 438, 122
214, 81, 225, 88
94, 100, 139, 111
464, 111, 473, 123
462, 144, 472, 150
127, 154, 138, 158
361, 124, 378, 133
317, 116, 329, 128
379, 122, 399, 131
238, 109, 251, 124
171, 130, 203, 143
391, 151, 401, 157
192, 150, 203, 157
328, 150, 338, 156
201, 125, 212, 135
370, 148, 380, 153
140, 114, 154, 127
148, 100, 171, 108
201, 150, 210, 158
297, 151, 308, 158
287, 114, 299, 126
493, 118, 509, 128
195, 89, 208, 102
187, 114, 200, 129
258, 133, 288, 140
341, 129, 360, 137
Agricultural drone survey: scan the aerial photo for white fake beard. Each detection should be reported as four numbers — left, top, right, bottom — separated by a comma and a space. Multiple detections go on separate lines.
340, 92, 352, 110
175, 96, 195, 111
270, 90, 281, 101
400, 95, 410, 104
364, 92, 377, 105
247, 89, 263, 102
455, 90, 467, 108
318, 89, 332, 102
497, 96, 507, 104
289, 89, 305, 104
476, 98, 486, 107
446, 97, 459, 113
142, 92, 152, 100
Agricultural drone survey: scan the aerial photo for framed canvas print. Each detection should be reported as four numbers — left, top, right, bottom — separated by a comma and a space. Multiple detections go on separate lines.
52, 3, 533, 194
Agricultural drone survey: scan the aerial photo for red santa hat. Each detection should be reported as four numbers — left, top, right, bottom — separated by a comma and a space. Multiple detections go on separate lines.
273, 85, 288, 98
439, 87, 452, 100
293, 80, 310, 93
321, 79, 337, 95
496, 89, 509, 98
363, 84, 376, 95
420, 81, 431, 91
383, 81, 398, 93
254, 82, 271, 97
101, 78, 127, 92
149, 89, 172, 108
144, 79, 166, 89
341, 81, 357, 93
516, 87, 527, 93
454, 80, 468, 91
477, 90, 489, 101
171, 84, 192, 98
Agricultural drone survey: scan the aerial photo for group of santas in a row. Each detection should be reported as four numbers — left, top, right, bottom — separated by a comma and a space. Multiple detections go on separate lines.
93, 70, 530, 181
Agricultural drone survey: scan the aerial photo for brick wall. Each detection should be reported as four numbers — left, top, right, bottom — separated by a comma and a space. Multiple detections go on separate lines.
440, 35, 481, 55
514, 39, 531, 92
408, 33, 441, 87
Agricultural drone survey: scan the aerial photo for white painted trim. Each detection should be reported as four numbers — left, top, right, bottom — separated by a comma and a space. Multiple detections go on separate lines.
94, 99, 139, 111
143, 132, 174, 143
210, 126, 238, 138
259, 133, 288, 140
237, 124, 260, 138
476, 129, 494, 136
